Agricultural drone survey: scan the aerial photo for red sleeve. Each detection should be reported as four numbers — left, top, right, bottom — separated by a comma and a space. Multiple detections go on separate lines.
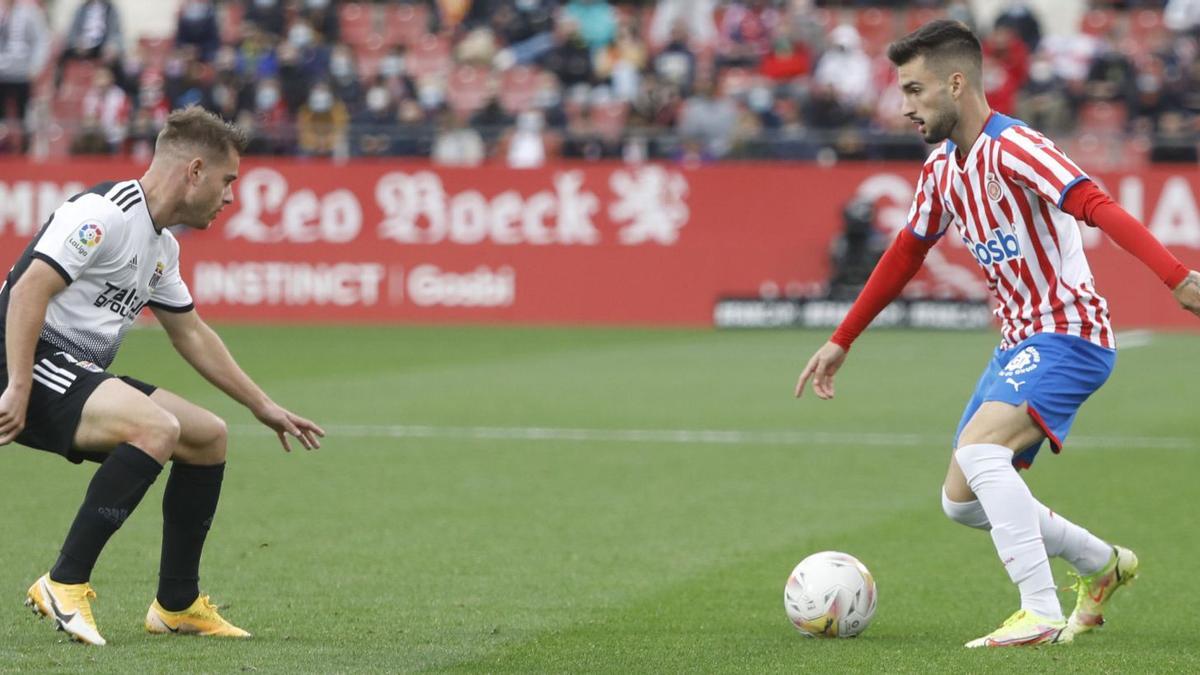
830, 228, 936, 351
1060, 179, 1190, 288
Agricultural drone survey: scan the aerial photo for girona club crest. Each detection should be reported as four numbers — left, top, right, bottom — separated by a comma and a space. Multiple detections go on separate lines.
986, 174, 1003, 202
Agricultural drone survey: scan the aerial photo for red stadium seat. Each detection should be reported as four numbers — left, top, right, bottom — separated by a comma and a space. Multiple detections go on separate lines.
354, 40, 390, 81
1079, 9, 1117, 37
339, 3, 378, 47
445, 65, 492, 114
382, 4, 430, 48
854, 8, 896, 57
499, 66, 540, 114
1128, 10, 1165, 43
405, 35, 452, 80
905, 8, 942, 34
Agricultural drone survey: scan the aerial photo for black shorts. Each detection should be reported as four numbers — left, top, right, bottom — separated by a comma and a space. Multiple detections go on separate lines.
2, 341, 157, 464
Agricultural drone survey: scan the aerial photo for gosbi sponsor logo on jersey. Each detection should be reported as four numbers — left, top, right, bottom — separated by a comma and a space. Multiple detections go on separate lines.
67, 222, 104, 257
970, 231, 1022, 266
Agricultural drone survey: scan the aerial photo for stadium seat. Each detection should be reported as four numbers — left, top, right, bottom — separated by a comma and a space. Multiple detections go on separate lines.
354, 40, 390, 81
1128, 10, 1165, 43
405, 35, 452, 79
446, 65, 492, 114
339, 3, 378, 47
382, 3, 431, 48
1079, 9, 1117, 37
905, 8, 942, 34
854, 8, 896, 56
499, 66, 540, 115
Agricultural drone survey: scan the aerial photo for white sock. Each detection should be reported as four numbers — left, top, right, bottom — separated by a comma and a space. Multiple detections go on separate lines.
940, 488, 1114, 576
955, 443, 1063, 621
1038, 506, 1114, 575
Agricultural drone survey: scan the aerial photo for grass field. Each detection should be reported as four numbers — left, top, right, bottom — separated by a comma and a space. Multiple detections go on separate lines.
0, 325, 1197, 673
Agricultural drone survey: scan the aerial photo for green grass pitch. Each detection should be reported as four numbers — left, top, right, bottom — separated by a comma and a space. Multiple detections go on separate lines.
1, 325, 1197, 673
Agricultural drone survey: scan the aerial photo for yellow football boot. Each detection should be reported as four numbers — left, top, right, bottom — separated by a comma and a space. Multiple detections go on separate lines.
145, 595, 251, 637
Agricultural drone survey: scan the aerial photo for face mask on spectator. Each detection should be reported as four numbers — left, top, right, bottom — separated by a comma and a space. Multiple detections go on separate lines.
418, 84, 444, 109
309, 89, 334, 112
213, 85, 234, 108
306, 0, 331, 9
253, 0, 277, 8
515, 0, 537, 11
165, 57, 186, 79
256, 86, 281, 110
747, 86, 772, 113
331, 55, 353, 79
533, 88, 560, 109
289, 24, 314, 48
366, 87, 390, 112
379, 55, 406, 79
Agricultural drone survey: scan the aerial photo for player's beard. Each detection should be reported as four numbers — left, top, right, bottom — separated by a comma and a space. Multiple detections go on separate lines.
922, 102, 958, 144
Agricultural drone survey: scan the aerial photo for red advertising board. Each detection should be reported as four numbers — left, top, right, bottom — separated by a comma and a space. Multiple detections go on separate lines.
1, 158, 1197, 328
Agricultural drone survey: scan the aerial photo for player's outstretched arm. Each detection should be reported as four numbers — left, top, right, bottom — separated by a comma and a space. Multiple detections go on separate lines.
795, 341, 847, 400
151, 307, 326, 452
1174, 271, 1200, 317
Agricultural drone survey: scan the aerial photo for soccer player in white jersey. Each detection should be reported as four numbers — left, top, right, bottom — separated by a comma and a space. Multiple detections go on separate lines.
796, 21, 1200, 648
0, 107, 325, 645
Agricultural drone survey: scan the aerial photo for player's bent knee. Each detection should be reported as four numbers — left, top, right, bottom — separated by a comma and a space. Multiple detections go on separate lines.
131, 408, 181, 460
941, 487, 990, 530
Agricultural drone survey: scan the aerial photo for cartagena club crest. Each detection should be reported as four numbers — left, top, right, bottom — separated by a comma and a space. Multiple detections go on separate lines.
986, 174, 1003, 202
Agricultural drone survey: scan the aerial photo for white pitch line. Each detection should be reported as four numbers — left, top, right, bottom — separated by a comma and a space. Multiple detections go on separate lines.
1115, 330, 1154, 349
231, 424, 1196, 450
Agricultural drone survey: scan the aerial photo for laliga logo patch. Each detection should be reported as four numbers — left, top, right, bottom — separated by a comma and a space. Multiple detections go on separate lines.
78, 223, 103, 247
1000, 346, 1040, 377
986, 174, 1002, 202
68, 222, 104, 257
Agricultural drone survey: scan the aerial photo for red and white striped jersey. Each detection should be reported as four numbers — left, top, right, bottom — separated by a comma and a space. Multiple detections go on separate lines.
906, 112, 1113, 350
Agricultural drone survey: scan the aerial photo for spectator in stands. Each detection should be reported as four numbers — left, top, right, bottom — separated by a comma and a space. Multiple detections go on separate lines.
564, 0, 617, 52
1166, 0, 1200, 34
717, 0, 781, 68
992, 0, 1042, 52
629, 71, 681, 128
595, 21, 647, 101
1150, 110, 1199, 162
542, 17, 593, 87
55, 0, 123, 88
0, 0, 50, 152
209, 76, 240, 122
983, 25, 1029, 116
491, 0, 556, 64
677, 77, 737, 158
235, 22, 279, 80
276, 41, 313, 112
328, 44, 364, 113
245, 0, 287, 38
351, 85, 398, 157
654, 24, 697, 95
470, 92, 514, 143
1017, 55, 1072, 134
300, 0, 339, 43
242, 76, 293, 154
80, 65, 129, 152
759, 34, 811, 83
649, 0, 717, 49
176, 0, 220, 62
812, 24, 872, 112
286, 19, 331, 80
500, 109, 558, 167
432, 110, 487, 165
1086, 32, 1138, 107
456, 27, 499, 67
164, 51, 210, 109
394, 98, 434, 156
297, 80, 348, 156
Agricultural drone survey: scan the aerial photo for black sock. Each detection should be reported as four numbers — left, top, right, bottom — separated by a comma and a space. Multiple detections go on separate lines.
157, 461, 225, 611
51, 443, 163, 584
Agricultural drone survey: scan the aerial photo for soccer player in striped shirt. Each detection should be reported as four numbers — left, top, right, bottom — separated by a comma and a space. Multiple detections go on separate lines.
796, 20, 1200, 648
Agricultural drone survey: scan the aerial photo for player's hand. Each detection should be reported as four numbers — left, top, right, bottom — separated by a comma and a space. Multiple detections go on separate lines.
254, 402, 326, 452
795, 341, 848, 400
1173, 270, 1200, 318
0, 385, 30, 445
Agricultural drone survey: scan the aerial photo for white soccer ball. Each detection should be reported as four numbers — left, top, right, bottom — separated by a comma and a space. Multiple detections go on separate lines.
784, 551, 878, 638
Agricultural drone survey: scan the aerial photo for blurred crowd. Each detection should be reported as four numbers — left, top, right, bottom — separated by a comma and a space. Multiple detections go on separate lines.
1, 0, 1199, 165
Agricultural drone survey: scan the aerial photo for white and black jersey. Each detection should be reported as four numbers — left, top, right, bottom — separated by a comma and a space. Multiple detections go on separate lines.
0, 180, 194, 369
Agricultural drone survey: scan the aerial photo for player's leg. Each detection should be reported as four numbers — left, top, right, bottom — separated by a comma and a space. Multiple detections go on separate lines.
25, 374, 177, 646
139, 385, 249, 637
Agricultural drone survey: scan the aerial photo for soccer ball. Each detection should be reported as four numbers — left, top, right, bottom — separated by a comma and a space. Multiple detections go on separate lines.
784, 551, 877, 638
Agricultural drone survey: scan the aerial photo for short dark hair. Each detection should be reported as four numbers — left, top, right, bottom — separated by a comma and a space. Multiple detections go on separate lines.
887, 19, 982, 74
156, 106, 248, 157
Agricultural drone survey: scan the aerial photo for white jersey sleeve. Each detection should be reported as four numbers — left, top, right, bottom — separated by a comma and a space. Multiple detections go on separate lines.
31, 195, 125, 283
147, 230, 194, 312
906, 147, 952, 241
